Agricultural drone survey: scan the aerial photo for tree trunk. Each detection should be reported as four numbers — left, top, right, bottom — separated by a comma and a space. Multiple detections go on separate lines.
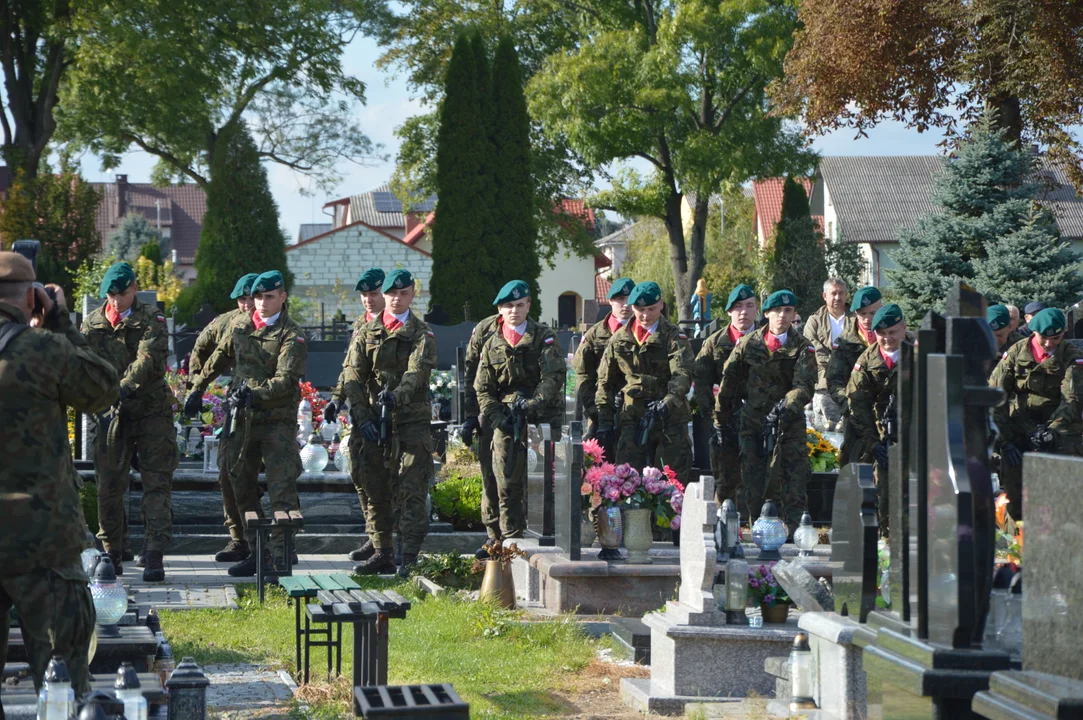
663, 190, 691, 321
987, 94, 1023, 149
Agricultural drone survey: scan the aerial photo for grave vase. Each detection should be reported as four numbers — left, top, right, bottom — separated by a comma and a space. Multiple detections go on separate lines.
479, 560, 516, 609
760, 601, 791, 624
622, 508, 653, 564
581, 514, 597, 546
597, 506, 623, 560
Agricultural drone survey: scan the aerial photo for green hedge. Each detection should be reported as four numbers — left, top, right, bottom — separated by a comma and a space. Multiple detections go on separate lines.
431, 472, 483, 531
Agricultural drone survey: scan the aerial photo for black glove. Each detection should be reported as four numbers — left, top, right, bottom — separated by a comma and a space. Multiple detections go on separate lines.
594, 425, 615, 448
1000, 441, 1023, 468
765, 398, 788, 425
323, 401, 338, 425
499, 407, 517, 435
228, 386, 253, 408
1029, 425, 1055, 452
359, 419, 380, 443
711, 425, 725, 449
461, 416, 480, 447
647, 399, 670, 419
873, 442, 890, 469
118, 386, 135, 404
378, 389, 396, 409
183, 392, 203, 418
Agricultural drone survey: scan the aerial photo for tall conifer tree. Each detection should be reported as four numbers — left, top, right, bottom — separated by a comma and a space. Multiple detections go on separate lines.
769, 177, 825, 319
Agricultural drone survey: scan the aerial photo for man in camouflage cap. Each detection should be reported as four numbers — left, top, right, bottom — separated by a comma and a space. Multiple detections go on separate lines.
694, 283, 758, 505
596, 281, 694, 484
573, 276, 635, 443
845, 303, 911, 532
475, 280, 566, 552
335, 269, 437, 576
990, 307, 1083, 520
0, 252, 119, 694
826, 285, 883, 465
183, 272, 260, 563
82, 261, 177, 581
716, 289, 815, 527
190, 270, 308, 575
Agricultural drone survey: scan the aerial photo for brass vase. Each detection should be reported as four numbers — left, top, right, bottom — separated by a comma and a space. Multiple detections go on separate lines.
479, 560, 516, 608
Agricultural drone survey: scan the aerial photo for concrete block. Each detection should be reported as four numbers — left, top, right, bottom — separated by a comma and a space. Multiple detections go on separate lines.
799, 612, 867, 719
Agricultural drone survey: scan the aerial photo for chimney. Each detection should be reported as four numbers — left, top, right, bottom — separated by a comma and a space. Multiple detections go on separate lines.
116, 174, 128, 218
405, 212, 424, 235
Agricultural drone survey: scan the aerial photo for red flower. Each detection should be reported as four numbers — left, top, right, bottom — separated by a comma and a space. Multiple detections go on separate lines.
663, 465, 684, 492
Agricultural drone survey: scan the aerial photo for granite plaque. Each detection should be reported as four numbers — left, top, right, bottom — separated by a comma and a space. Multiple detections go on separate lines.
830, 463, 879, 622
554, 422, 583, 560
774, 560, 834, 613
525, 425, 556, 546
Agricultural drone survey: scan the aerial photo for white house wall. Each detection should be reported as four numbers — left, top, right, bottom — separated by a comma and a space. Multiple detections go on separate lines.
537, 250, 598, 327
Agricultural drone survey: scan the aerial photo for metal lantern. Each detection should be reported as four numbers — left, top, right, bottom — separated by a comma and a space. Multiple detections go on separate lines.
299, 432, 329, 474
90, 554, 127, 637
37, 655, 75, 720
789, 632, 817, 711
202, 435, 219, 472
794, 511, 819, 557
716, 499, 743, 560
116, 661, 148, 720
335, 443, 352, 473
752, 500, 787, 561
165, 657, 210, 720
724, 558, 749, 625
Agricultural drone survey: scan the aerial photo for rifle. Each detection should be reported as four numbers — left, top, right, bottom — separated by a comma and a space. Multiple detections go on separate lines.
882, 393, 897, 447
227, 389, 254, 479
509, 395, 529, 445
378, 386, 394, 467
761, 399, 785, 458
637, 403, 663, 461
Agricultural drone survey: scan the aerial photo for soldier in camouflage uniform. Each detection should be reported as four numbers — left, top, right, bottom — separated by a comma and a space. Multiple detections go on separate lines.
475, 280, 566, 545
693, 284, 758, 505
191, 270, 307, 576
82, 262, 177, 582
464, 311, 503, 555
183, 273, 259, 563
0, 253, 118, 695
990, 308, 1083, 520
716, 289, 815, 528
845, 304, 910, 533
324, 268, 386, 563
826, 286, 883, 466
596, 281, 694, 484
336, 270, 437, 576
573, 277, 634, 442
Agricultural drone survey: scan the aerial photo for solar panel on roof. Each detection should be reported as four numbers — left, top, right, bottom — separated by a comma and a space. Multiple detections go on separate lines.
371, 191, 402, 213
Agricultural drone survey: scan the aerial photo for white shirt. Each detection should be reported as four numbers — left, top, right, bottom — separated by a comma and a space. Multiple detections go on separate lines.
828, 312, 846, 345
644, 320, 659, 335
732, 322, 754, 336
390, 309, 411, 324
118, 308, 132, 321
259, 311, 282, 326
772, 331, 788, 345
511, 320, 528, 335
884, 348, 900, 364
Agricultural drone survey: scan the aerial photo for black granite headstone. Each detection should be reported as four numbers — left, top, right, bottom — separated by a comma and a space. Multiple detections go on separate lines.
453, 345, 466, 424
830, 463, 879, 622
525, 425, 557, 547
554, 421, 583, 561
889, 339, 913, 622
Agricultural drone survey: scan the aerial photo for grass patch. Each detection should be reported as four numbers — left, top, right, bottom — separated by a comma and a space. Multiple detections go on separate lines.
159, 578, 603, 719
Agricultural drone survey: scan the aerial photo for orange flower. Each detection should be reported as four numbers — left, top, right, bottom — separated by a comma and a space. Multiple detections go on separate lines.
995, 493, 1010, 529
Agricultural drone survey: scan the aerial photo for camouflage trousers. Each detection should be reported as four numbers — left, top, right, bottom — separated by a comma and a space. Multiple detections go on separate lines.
0, 563, 95, 696
476, 425, 503, 541
739, 418, 809, 529
231, 420, 301, 553
215, 431, 245, 542
709, 438, 742, 509
93, 411, 178, 553
352, 422, 433, 553
614, 410, 693, 487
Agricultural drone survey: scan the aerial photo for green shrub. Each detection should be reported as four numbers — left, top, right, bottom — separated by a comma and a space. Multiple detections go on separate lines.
80, 481, 99, 534
431, 472, 483, 530
413, 552, 483, 589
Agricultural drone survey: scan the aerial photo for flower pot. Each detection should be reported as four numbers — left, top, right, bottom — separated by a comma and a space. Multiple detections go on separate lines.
622, 507, 653, 564
597, 506, 623, 561
581, 516, 597, 547
760, 601, 791, 624
479, 560, 516, 609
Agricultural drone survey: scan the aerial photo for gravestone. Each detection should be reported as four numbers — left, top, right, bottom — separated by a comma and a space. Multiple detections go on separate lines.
553, 422, 583, 561
670, 476, 719, 625
452, 345, 466, 424
774, 560, 834, 614
525, 424, 556, 546
829, 463, 879, 622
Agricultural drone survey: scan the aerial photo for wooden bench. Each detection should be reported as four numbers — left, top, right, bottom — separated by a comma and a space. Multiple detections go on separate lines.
243, 510, 305, 602
278, 573, 359, 682
304, 588, 412, 691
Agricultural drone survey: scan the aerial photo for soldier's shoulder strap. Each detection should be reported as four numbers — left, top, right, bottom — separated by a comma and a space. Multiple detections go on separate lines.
0, 321, 28, 357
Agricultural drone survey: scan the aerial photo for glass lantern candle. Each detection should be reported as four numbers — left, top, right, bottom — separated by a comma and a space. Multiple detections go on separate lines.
724, 558, 749, 625
320, 419, 339, 444
335, 443, 352, 473
37, 655, 75, 720
115, 661, 148, 720
794, 511, 819, 558
90, 555, 127, 638
300, 432, 329, 474
752, 500, 787, 561
297, 399, 313, 443
789, 632, 817, 711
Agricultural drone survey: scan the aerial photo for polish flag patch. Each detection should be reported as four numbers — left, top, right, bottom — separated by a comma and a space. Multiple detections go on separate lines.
807, 346, 816, 353
156, 314, 166, 323
544, 336, 555, 345
1074, 358, 1083, 364
427, 330, 435, 337
853, 363, 862, 371
1003, 352, 1009, 360
295, 336, 306, 344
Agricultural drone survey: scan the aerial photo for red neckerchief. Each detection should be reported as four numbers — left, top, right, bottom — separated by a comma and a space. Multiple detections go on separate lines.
252, 311, 268, 330
631, 318, 652, 344
606, 314, 623, 334
727, 324, 747, 345
501, 317, 524, 346
1030, 334, 1052, 364
764, 332, 782, 353
105, 304, 122, 327
879, 348, 896, 370
382, 310, 404, 332
859, 324, 876, 346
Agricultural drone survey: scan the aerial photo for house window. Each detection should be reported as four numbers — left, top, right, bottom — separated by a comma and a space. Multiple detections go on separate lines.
827, 221, 833, 239
558, 292, 580, 330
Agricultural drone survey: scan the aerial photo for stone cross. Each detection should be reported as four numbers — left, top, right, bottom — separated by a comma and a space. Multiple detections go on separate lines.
669, 475, 721, 625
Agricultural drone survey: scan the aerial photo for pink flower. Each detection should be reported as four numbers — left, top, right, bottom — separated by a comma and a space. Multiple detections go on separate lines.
670, 491, 683, 514
621, 480, 636, 497
585, 466, 605, 490
615, 463, 634, 479
670, 515, 681, 530
583, 439, 605, 464
642, 466, 663, 482
644, 477, 667, 494
604, 486, 622, 502
581, 481, 593, 496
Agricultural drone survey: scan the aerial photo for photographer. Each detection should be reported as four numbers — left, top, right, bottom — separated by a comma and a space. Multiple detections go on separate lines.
0, 251, 119, 696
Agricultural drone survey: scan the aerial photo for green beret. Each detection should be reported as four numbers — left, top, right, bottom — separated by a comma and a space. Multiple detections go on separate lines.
1028, 308, 1067, 337
99, 262, 136, 298
230, 273, 260, 300
872, 303, 904, 331
628, 281, 662, 307
763, 289, 798, 312
382, 268, 414, 293
725, 284, 756, 311
986, 304, 1011, 332
355, 268, 385, 293
251, 270, 285, 294
607, 277, 636, 299
850, 286, 882, 312
494, 279, 530, 306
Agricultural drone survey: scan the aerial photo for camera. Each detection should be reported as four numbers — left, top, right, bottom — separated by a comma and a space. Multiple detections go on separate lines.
11, 239, 56, 313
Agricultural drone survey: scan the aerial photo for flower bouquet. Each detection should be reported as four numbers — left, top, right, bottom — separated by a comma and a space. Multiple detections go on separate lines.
995, 493, 1023, 569
748, 563, 792, 622
807, 428, 839, 472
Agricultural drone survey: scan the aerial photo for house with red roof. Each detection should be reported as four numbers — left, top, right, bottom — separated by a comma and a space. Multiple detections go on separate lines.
751, 177, 823, 249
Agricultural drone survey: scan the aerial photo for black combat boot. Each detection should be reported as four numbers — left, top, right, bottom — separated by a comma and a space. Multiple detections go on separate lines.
474, 540, 498, 560
352, 549, 396, 576
215, 539, 250, 563
227, 551, 274, 577
142, 551, 165, 582
397, 553, 419, 579
348, 539, 375, 562
121, 544, 134, 562
107, 550, 124, 576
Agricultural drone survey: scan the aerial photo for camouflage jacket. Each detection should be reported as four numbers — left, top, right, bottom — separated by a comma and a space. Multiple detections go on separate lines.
572, 315, 622, 424
196, 309, 308, 424
330, 312, 375, 405
989, 335, 1083, 445
802, 305, 853, 391
997, 330, 1026, 357
475, 318, 566, 430
81, 297, 172, 419
188, 308, 244, 390
1, 302, 119, 575
845, 339, 911, 459
715, 326, 815, 431
464, 314, 501, 418
596, 316, 693, 427
692, 323, 746, 419
338, 312, 437, 427
826, 323, 875, 412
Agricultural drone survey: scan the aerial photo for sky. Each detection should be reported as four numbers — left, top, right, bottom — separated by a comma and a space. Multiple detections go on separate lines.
75, 34, 953, 239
